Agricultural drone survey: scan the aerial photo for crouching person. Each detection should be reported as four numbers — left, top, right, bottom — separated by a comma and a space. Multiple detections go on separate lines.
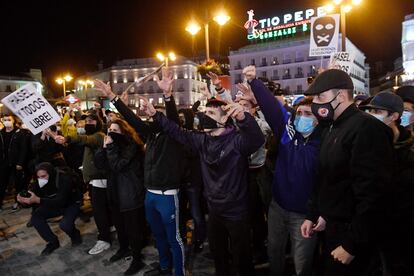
17, 162, 82, 255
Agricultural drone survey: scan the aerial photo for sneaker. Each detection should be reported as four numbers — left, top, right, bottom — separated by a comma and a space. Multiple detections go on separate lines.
11, 203, 19, 211
41, 241, 60, 256
110, 248, 131, 263
124, 259, 145, 275
71, 230, 82, 246
88, 240, 111, 255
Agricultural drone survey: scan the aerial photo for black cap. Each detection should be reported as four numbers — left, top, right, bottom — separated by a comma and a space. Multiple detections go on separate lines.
304, 69, 354, 95
395, 86, 414, 104
362, 91, 404, 116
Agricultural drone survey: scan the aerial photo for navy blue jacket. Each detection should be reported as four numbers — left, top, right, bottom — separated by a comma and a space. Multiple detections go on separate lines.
153, 111, 264, 220
249, 79, 321, 214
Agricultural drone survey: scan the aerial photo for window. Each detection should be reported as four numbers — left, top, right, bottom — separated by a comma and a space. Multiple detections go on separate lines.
158, 97, 163, 104
272, 57, 279, 65
250, 58, 256, 66
273, 69, 278, 76
148, 85, 154, 93
261, 71, 267, 78
261, 57, 267, 66
149, 98, 154, 104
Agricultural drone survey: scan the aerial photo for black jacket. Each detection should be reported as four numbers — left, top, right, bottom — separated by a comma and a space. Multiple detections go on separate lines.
33, 167, 82, 209
154, 111, 265, 220
0, 128, 29, 167
31, 133, 66, 167
307, 104, 394, 255
113, 96, 185, 191
391, 126, 414, 228
94, 141, 145, 211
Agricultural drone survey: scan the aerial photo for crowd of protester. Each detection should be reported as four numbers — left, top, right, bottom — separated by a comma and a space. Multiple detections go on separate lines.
0, 65, 413, 276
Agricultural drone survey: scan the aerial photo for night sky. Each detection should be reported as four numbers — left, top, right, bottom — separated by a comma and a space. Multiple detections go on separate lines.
1, 0, 413, 87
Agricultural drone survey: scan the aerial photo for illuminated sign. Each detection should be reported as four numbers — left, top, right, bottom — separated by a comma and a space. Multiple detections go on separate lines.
245, 7, 327, 41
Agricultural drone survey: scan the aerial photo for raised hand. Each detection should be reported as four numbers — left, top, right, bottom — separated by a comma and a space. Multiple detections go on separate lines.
199, 83, 212, 100
138, 96, 156, 117
222, 103, 246, 121
103, 135, 113, 148
206, 72, 221, 86
235, 83, 257, 105
94, 79, 116, 100
154, 67, 174, 97
54, 135, 66, 144
242, 65, 256, 82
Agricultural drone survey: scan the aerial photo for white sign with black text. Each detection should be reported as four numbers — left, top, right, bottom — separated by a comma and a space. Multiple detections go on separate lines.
1, 83, 61, 135
309, 14, 340, 57
329, 52, 355, 74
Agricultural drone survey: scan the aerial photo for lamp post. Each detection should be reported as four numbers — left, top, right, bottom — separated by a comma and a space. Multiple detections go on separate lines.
156, 52, 176, 67
56, 74, 73, 97
78, 79, 94, 110
325, 0, 362, 51
185, 10, 230, 61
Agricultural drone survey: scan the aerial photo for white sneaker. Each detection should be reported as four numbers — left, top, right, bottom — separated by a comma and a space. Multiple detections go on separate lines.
88, 240, 110, 255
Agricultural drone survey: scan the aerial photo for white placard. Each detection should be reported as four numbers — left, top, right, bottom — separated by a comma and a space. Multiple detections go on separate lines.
1, 83, 61, 135
329, 51, 355, 74
309, 14, 340, 57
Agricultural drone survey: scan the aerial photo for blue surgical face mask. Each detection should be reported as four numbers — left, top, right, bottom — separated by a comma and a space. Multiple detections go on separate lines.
400, 111, 412, 127
294, 116, 316, 136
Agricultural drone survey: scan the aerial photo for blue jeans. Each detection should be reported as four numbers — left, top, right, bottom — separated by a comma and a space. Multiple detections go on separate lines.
145, 191, 184, 276
31, 202, 80, 244
268, 200, 317, 276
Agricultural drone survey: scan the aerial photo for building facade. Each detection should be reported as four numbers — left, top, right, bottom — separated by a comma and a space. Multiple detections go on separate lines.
75, 56, 206, 112
229, 35, 370, 96
0, 69, 45, 114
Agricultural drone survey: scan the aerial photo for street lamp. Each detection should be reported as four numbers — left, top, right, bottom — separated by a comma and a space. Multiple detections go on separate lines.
56, 74, 73, 97
156, 52, 176, 67
78, 79, 94, 110
185, 9, 231, 61
325, 0, 362, 51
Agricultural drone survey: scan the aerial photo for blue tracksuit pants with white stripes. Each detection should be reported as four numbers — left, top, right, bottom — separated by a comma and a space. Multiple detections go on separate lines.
145, 191, 185, 276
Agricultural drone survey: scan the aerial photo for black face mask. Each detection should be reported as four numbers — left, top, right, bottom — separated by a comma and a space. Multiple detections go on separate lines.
198, 112, 225, 130
311, 92, 341, 122
108, 132, 126, 144
85, 124, 97, 135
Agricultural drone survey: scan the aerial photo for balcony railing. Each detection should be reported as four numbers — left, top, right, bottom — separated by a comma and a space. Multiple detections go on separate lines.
271, 76, 280, 80
295, 73, 304, 78
282, 59, 292, 64
307, 72, 317, 77
234, 65, 242, 70
295, 58, 305, 62
282, 74, 292, 80
260, 62, 268, 67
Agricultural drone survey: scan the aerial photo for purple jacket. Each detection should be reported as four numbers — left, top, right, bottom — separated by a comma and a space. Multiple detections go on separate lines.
153, 112, 264, 220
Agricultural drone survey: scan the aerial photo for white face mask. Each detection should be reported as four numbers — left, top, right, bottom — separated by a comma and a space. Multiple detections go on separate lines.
3, 121, 13, 128
77, 127, 86, 135
38, 178, 48, 188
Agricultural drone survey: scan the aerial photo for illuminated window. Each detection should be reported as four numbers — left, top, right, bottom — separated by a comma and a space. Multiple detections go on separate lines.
158, 97, 163, 104
149, 98, 154, 104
